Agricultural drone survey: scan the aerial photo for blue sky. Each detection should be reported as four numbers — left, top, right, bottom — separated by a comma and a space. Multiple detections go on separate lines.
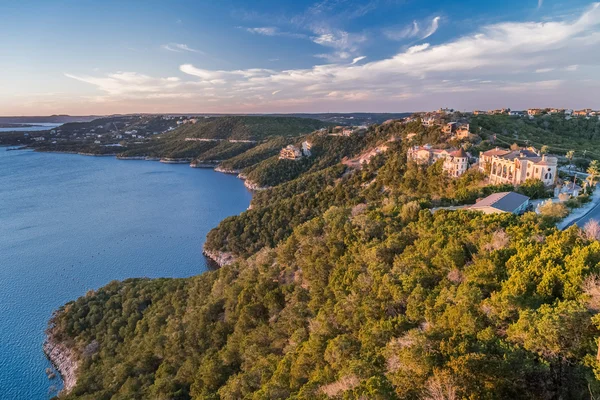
0, 0, 599, 115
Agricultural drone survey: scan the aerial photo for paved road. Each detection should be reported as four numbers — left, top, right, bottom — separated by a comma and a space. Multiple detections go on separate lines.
565, 195, 600, 228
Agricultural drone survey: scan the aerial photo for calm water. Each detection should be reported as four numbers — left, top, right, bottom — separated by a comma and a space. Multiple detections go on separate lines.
0, 123, 62, 132
0, 149, 252, 399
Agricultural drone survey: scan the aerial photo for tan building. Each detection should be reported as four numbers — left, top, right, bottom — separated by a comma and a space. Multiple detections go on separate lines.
408, 145, 469, 178
279, 145, 303, 160
455, 123, 470, 139
527, 108, 543, 116
479, 147, 557, 186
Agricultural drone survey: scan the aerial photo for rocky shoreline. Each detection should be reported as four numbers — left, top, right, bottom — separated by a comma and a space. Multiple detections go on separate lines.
214, 166, 240, 174
203, 247, 237, 267
43, 320, 79, 395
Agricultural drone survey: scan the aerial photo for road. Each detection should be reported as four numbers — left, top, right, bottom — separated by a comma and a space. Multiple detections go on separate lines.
564, 192, 600, 229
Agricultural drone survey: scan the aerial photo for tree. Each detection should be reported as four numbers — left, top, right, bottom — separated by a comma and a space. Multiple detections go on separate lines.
540, 145, 549, 154
518, 179, 548, 199
566, 150, 575, 171
587, 160, 600, 186
510, 143, 520, 151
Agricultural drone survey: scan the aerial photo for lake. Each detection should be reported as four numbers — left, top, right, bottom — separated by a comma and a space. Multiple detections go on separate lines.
0, 123, 62, 132
0, 149, 252, 399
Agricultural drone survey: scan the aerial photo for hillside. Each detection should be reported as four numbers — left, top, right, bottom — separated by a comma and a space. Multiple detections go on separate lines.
46, 116, 600, 399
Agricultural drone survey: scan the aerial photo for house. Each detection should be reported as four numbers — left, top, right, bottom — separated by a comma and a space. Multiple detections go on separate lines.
509, 111, 526, 117
408, 145, 469, 178
455, 123, 470, 139
469, 192, 530, 214
33, 136, 45, 141
443, 148, 470, 177
473, 110, 484, 115
555, 181, 582, 198
479, 147, 558, 186
527, 109, 543, 117
489, 108, 510, 115
301, 141, 312, 157
279, 145, 303, 160
342, 128, 354, 136
442, 122, 457, 135
439, 108, 454, 114
422, 117, 437, 127
574, 109, 591, 117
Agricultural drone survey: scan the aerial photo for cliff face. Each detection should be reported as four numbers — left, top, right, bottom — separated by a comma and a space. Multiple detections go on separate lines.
203, 248, 236, 267
43, 334, 78, 395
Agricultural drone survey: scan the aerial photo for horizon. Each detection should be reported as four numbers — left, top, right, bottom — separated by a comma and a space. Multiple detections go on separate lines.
1, 0, 599, 115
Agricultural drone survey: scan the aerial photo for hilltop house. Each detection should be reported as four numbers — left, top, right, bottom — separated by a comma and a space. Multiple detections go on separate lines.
279, 145, 303, 160
408, 145, 469, 178
479, 147, 558, 186
527, 109, 543, 117
280, 142, 312, 160
301, 141, 312, 157
455, 123, 470, 139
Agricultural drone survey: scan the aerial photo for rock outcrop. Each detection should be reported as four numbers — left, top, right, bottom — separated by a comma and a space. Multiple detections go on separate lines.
214, 166, 240, 174
203, 248, 236, 267
43, 329, 79, 395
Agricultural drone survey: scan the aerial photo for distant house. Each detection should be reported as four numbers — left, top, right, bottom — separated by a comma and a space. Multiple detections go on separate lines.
341, 128, 354, 136
574, 109, 591, 117
527, 109, 543, 117
301, 141, 312, 157
442, 122, 457, 135
407, 145, 469, 178
455, 123, 470, 139
279, 145, 303, 160
439, 108, 454, 114
469, 192, 530, 214
33, 136, 45, 141
509, 111, 526, 117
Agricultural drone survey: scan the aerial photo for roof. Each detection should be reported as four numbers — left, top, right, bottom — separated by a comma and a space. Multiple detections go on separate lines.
482, 148, 511, 157
449, 148, 468, 158
470, 192, 530, 213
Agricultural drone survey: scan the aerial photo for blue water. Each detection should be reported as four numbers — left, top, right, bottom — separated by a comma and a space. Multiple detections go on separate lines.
0, 149, 252, 399
0, 123, 62, 132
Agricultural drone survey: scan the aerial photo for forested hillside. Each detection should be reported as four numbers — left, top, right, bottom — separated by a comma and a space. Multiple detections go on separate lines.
47, 115, 600, 399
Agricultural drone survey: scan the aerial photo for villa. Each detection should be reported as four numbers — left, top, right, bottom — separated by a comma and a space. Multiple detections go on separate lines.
479, 147, 558, 186
408, 145, 469, 177
279, 145, 303, 160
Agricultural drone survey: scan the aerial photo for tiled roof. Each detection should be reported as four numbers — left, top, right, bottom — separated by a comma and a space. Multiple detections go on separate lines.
470, 192, 530, 213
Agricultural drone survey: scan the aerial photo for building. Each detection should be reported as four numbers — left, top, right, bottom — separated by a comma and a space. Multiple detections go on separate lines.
574, 109, 591, 117
469, 192, 530, 214
301, 141, 312, 157
509, 111, 526, 117
279, 145, 303, 160
341, 128, 354, 136
408, 145, 469, 178
479, 147, 558, 186
455, 123, 470, 139
443, 148, 469, 177
527, 109, 543, 117
442, 122, 457, 135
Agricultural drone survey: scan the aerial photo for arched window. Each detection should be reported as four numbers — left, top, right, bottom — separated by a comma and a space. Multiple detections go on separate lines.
492, 163, 497, 174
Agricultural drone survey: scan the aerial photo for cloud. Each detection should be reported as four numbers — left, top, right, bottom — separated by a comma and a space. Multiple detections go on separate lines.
244, 26, 307, 39
65, 4, 600, 112
384, 21, 420, 40
385, 16, 441, 41
161, 43, 202, 53
535, 67, 554, 73
246, 27, 278, 36
311, 28, 367, 61
422, 17, 441, 39
538, 0, 543, 9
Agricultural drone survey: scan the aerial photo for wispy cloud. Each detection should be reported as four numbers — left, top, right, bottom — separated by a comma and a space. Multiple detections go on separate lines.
385, 16, 441, 41
422, 17, 441, 39
66, 4, 600, 112
161, 43, 203, 53
243, 26, 308, 39
538, 0, 544, 9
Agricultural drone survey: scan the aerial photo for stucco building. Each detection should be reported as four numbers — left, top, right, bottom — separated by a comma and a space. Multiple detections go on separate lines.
479, 147, 557, 186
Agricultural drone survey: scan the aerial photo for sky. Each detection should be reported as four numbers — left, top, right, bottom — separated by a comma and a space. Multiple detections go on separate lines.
0, 0, 599, 115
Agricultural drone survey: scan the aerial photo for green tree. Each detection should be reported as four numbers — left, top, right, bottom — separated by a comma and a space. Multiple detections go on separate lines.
587, 160, 600, 186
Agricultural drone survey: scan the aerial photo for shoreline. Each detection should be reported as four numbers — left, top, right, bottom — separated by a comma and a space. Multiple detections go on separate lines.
43, 317, 79, 396
37, 148, 256, 392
